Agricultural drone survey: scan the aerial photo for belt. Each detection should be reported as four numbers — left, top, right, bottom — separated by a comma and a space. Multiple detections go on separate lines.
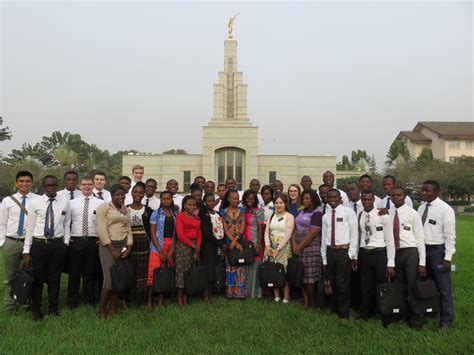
361, 247, 385, 254
329, 244, 349, 250
33, 237, 63, 244
71, 236, 99, 240
6, 236, 25, 242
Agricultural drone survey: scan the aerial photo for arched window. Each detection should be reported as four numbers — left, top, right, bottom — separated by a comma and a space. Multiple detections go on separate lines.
215, 147, 245, 190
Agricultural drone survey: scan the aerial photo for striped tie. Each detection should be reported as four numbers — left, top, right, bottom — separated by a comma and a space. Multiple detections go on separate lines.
82, 197, 89, 236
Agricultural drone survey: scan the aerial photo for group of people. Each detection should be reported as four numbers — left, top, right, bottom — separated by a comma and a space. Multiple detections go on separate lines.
0, 165, 455, 330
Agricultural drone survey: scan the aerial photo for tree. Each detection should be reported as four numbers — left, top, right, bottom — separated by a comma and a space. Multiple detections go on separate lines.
0, 117, 12, 142
417, 148, 433, 162
337, 149, 376, 173
163, 148, 188, 155
386, 139, 410, 166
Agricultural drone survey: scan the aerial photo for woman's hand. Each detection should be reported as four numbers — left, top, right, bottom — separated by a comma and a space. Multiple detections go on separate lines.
121, 247, 131, 259
236, 242, 243, 253
265, 246, 272, 258
293, 244, 301, 256
111, 248, 121, 260
159, 250, 166, 261
193, 251, 200, 261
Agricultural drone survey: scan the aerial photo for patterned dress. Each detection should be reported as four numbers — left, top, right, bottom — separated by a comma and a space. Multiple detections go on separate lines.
244, 208, 264, 298
294, 208, 323, 283
128, 206, 151, 304
221, 207, 248, 299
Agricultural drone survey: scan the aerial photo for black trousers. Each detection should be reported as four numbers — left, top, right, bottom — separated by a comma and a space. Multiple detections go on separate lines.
359, 248, 387, 316
31, 239, 67, 314
67, 237, 101, 306
327, 248, 351, 318
395, 247, 422, 326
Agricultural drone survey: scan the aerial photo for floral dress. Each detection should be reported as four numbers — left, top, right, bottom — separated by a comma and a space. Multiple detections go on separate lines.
244, 208, 264, 298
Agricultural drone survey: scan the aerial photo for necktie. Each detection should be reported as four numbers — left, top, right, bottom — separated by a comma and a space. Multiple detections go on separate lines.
421, 203, 431, 225
17, 196, 27, 236
70, 190, 74, 200
364, 213, 371, 246
82, 197, 89, 236
353, 202, 358, 214
393, 210, 400, 250
44, 198, 55, 239
331, 209, 336, 247
145, 198, 149, 208
97, 191, 103, 200
385, 197, 391, 209
322, 204, 326, 215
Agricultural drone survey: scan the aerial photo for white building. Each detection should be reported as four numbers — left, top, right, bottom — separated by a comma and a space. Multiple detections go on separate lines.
123, 37, 336, 192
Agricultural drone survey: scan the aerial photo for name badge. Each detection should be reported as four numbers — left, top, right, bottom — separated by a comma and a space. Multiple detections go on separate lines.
337, 217, 343, 222
61, 210, 67, 216
429, 219, 436, 225
238, 258, 245, 263
403, 226, 411, 231
393, 308, 400, 314
376, 226, 383, 231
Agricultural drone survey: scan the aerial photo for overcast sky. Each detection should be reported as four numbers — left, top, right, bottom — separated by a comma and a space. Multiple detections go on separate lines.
1, 1, 472, 168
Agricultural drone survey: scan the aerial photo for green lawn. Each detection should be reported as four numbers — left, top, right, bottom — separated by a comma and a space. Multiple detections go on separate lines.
1, 216, 473, 354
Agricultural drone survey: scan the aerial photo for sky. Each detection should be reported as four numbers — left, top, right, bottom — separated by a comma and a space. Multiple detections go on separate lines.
1, 1, 472, 168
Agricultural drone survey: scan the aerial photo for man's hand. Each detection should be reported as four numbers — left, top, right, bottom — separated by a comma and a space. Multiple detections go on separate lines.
442, 259, 451, 272
293, 245, 301, 256
377, 208, 389, 216
23, 254, 32, 268
351, 260, 358, 271
386, 266, 395, 280
418, 265, 427, 277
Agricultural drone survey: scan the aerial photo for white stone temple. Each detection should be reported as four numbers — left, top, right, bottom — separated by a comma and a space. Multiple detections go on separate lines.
123, 37, 336, 192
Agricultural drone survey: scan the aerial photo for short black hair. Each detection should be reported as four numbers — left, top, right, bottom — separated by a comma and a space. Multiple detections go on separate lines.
345, 181, 359, 187
93, 170, 107, 179
423, 180, 440, 192
110, 183, 125, 196
360, 189, 375, 198
327, 188, 341, 197
16, 171, 33, 181
194, 175, 206, 182
242, 189, 259, 208
42, 175, 58, 184
63, 170, 79, 179
132, 181, 146, 191
221, 189, 239, 209
145, 178, 157, 185
190, 183, 202, 192
318, 184, 331, 190
383, 175, 396, 183
359, 174, 372, 182
390, 186, 405, 194
203, 192, 215, 201
260, 184, 274, 197
119, 176, 131, 183
226, 177, 236, 183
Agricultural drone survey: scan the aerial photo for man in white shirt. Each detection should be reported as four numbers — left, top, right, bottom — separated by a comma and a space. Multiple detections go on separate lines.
194, 175, 206, 191
321, 189, 358, 320
92, 171, 111, 202
130, 164, 144, 189
64, 175, 104, 308
142, 179, 160, 210
249, 178, 264, 208
358, 174, 382, 206
226, 177, 244, 202
0, 171, 39, 312
23, 175, 70, 320
318, 184, 330, 215
119, 176, 133, 206
322, 171, 350, 206
300, 175, 313, 191
57, 170, 81, 200
355, 190, 395, 321
166, 179, 183, 212
419, 180, 455, 329
390, 186, 426, 330
378, 175, 413, 211
345, 181, 363, 310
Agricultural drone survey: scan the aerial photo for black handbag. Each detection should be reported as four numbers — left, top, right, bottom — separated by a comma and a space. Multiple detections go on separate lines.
258, 258, 285, 289
214, 256, 227, 293
184, 262, 208, 295
315, 273, 331, 309
227, 246, 246, 266
410, 278, 441, 315
286, 255, 305, 287
110, 259, 135, 295
376, 282, 408, 316
152, 263, 176, 294
10, 267, 34, 305
241, 239, 256, 264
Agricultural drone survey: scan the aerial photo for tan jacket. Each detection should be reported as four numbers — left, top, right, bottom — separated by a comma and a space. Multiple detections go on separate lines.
96, 202, 133, 246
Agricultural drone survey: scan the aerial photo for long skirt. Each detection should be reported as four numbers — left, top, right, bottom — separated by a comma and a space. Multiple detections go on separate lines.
147, 238, 174, 287
175, 240, 194, 288
129, 227, 150, 304
201, 242, 218, 285
295, 228, 322, 284
247, 260, 262, 299
226, 263, 248, 299
99, 239, 126, 291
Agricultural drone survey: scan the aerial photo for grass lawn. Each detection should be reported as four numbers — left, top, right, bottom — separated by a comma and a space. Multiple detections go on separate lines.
1, 216, 473, 354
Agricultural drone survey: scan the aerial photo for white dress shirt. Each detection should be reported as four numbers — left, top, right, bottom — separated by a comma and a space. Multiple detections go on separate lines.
321, 204, 359, 265
348, 200, 363, 216
418, 197, 456, 261
390, 204, 425, 266
378, 195, 413, 211
57, 188, 82, 200
64, 194, 104, 244
125, 191, 133, 206
0, 192, 39, 246
358, 207, 395, 267
23, 194, 70, 253
92, 188, 111, 202
338, 189, 350, 207
262, 201, 275, 221
173, 194, 184, 211
142, 195, 160, 210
